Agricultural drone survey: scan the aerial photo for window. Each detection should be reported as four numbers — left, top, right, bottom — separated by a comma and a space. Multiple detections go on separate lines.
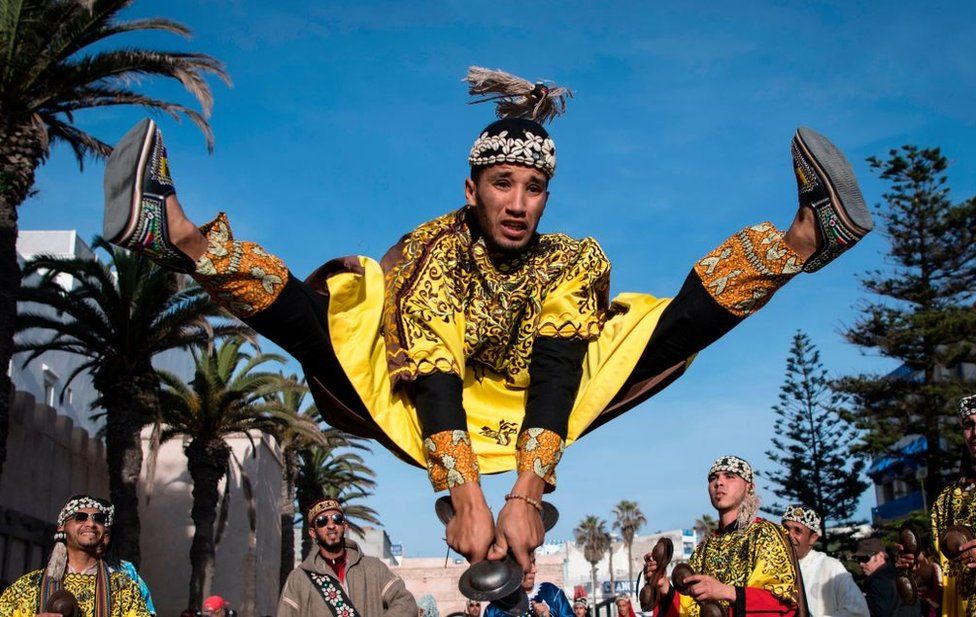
42, 366, 59, 408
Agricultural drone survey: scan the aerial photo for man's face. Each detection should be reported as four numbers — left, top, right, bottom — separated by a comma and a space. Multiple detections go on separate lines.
858, 551, 886, 576
708, 472, 750, 513
62, 507, 107, 551
963, 415, 976, 458
309, 509, 346, 552
574, 605, 587, 617
202, 608, 225, 617
464, 164, 549, 254
466, 601, 481, 617
615, 600, 628, 615
782, 521, 819, 560
521, 560, 537, 592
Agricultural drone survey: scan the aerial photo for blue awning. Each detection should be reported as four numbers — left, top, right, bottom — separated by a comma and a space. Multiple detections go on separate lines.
867, 434, 927, 477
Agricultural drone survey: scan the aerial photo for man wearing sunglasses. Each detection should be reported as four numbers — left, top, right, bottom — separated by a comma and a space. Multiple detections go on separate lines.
852, 538, 917, 617
278, 497, 417, 617
0, 495, 150, 617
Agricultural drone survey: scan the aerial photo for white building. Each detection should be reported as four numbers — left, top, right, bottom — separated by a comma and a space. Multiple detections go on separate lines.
3, 231, 283, 616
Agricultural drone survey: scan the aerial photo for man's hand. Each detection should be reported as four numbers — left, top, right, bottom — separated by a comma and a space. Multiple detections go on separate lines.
954, 539, 976, 569
894, 543, 917, 569
642, 552, 670, 595
531, 600, 551, 617
488, 471, 546, 572
683, 575, 736, 603
488, 497, 544, 572
446, 483, 494, 563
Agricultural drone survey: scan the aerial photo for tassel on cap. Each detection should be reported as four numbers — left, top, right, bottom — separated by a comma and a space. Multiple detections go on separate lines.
465, 66, 572, 125
45, 537, 68, 580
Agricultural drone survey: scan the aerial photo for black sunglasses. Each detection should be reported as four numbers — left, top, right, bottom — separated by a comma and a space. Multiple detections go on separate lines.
855, 555, 873, 563
72, 511, 108, 525
314, 513, 345, 528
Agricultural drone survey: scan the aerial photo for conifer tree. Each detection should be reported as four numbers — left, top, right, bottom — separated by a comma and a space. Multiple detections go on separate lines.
766, 331, 868, 543
834, 146, 976, 502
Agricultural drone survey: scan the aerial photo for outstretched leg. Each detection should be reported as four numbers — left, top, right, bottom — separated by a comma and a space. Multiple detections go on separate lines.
621, 127, 871, 398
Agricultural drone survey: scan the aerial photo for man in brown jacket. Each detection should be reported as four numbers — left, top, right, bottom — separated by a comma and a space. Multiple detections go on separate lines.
278, 498, 417, 617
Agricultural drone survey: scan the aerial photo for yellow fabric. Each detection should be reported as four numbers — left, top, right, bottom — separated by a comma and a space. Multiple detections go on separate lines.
0, 570, 149, 617
326, 255, 669, 474
932, 482, 975, 617
381, 208, 611, 388
676, 519, 799, 617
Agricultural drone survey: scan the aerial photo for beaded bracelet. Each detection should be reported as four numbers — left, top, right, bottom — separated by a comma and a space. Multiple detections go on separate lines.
505, 493, 543, 512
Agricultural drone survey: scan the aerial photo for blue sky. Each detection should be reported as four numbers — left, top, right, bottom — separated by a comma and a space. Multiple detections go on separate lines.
24, 1, 976, 556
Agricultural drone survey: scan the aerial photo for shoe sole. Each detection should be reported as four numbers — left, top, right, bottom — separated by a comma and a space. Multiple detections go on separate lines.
794, 126, 873, 235
103, 118, 155, 244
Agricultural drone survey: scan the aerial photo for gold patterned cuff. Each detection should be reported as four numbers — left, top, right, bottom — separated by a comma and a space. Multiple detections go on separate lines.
516, 428, 566, 487
424, 430, 480, 492
192, 213, 289, 318
694, 222, 803, 317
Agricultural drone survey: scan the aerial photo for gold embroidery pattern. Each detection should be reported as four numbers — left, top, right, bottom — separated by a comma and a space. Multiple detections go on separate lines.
383, 208, 611, 386
192, 213, 289, 318
480, 420, 519, 446
689, 519, 799, 611
516, 428, 565, 487
932, 482, 976, 615
423, 430, 480, 491
694, 222, 803, 318
0, 570, 150, 617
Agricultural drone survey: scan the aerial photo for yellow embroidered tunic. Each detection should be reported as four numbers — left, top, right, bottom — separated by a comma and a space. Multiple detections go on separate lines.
325, 208, 673, 474
673, 519, 800, 617
932, 482, 975, 617
0, 570, 150, 617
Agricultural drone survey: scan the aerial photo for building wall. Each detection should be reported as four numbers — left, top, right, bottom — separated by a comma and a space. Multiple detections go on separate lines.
137, 428, 283, 617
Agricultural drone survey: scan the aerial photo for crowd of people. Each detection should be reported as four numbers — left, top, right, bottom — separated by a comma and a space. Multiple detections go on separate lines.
1, 65, 972, 617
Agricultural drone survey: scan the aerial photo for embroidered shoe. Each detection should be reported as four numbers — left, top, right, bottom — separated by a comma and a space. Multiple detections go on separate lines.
103, 119, 195, 273
791, 127, 873, 272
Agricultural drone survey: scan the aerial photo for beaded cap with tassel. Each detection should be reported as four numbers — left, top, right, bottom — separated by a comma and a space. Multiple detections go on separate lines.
465, 67, 573, 179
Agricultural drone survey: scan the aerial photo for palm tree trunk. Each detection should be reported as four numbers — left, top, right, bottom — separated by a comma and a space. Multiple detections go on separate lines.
186, 439, 231, 609
99, 372, 159, 567
609, 545, 615, 594
626, 542, 634, 596
0, 118, 46, 485
280, 448, 299, 590
591, 565, 598, 606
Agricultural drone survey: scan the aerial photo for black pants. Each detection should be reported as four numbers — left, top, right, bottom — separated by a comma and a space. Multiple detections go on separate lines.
242, 268, 740, 442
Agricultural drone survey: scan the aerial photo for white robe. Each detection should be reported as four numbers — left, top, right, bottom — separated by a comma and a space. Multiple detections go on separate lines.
799, 549, 869, 617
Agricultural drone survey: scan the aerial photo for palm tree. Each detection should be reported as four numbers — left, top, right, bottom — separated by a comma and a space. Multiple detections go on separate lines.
16, 240, 245, 564
693, 513, 718, 541
574, 515, 611, 603
612, 500, 647, 593
295, 443, 378, 560
269, 375, 366, 589
156, 338, 318, 608
0, 0, 229, 484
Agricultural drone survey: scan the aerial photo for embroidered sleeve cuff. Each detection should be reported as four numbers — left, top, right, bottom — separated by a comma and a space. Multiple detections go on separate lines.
424, 430, 480, 491
516, 428, 566, 487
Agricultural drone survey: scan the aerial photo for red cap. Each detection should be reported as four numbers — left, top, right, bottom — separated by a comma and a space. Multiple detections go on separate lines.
202, 596, 228, 611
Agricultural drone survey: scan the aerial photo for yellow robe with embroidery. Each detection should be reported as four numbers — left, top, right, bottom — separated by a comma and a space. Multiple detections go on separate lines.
327, 209, 672, 474
0, 570, 150, 617
676, 519, 800, 617
932, 482, 975, 617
